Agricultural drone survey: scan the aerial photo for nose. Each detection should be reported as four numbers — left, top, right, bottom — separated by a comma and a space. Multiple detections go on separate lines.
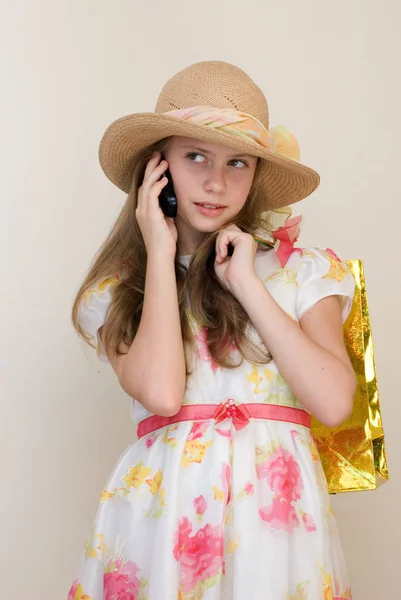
204, 166, 226, 195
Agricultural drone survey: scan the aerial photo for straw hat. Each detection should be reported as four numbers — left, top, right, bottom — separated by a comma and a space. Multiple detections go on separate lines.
99, 61, 320, 209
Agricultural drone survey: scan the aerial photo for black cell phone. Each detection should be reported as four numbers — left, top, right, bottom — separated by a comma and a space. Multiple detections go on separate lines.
159, 161, 177, 218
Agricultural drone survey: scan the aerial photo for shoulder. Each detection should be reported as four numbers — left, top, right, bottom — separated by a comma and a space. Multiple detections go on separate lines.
78, 276, 119, 352
293, 247, 349, 274
290, 247, 355, 322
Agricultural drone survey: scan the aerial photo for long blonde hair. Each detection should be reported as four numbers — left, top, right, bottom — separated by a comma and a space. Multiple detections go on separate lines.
72, 138, 273, 371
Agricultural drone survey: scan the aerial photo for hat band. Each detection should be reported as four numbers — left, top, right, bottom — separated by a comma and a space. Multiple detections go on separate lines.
163, 106, 300, 161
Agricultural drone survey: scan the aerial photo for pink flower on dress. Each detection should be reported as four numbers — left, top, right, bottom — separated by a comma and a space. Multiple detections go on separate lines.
257, 448, 303, 502
145, 436, 156, 448
104, 558, 141, 600
222, 463, 231, 505
216, 428, 231, 438
325, 248, 342, 262
195, 328, 218, 373
302, 512, 317, 533
193, 495, 207, 516
67, 580, 79, 600
259, 497, 300, 534
244, 482, 254, 495
188, 421, 209, 441
173, 517, 224, 592
195, 328, 237, 372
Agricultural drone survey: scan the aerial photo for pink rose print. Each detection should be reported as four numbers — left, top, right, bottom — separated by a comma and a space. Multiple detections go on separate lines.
257, 448, 303, 502
222, 463, 231, 505
216, 427, 231, 438
145, 436, 156, 448
193, 495, 207, 516
67, 580, 79, 600
104, 558, 141, 600
259, 497, 300, 534
195, 328, 219, 373
173, 517, 224, 592
188, 421, 209, 441
244, 482, 254, 495
195, 328, 237, 372
302, 512, 316, 533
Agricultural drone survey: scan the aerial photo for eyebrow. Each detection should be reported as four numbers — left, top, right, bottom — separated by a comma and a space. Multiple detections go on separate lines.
178, 144, 254, 159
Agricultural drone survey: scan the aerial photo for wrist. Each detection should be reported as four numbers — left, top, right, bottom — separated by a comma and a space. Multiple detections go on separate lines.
147, 247, 176, 261
231, 273, 264, 304
147, 250, 176, 268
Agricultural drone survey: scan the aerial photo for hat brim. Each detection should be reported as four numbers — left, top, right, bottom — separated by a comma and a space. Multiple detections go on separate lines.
98, 113, 320, 209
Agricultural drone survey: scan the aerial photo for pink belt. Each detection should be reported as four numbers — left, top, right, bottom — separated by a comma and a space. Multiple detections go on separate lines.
137, 399, 311, 439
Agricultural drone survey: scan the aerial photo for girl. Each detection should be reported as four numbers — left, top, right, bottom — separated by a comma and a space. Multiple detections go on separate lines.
68, 61, 356, 600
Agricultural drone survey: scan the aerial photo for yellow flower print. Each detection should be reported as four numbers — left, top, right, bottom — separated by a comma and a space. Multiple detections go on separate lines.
181, 439, 213, 468
81, 277, 119, 307
228, 536, 240, 555
100, 490, 114, 503
98, 276, 119, 291
323, 255, 347, 283
320, 567, 334, 600
265, 268, 298, 285
70, 583, 93, 600
84, 532, 105, 560
320, 566, 352, 600
263, 368, 276, 382
310, 437, 320, 463
247, 365, 268, 394
212, 486, 224, 502
146, 469, 163, 495
287, 581, 310, 600
122, 462, 152, 489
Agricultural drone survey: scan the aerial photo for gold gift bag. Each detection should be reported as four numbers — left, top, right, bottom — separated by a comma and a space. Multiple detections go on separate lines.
311, 260, 389, 493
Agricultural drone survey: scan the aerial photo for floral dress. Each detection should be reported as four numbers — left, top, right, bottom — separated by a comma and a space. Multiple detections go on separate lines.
68, 246, 355, 600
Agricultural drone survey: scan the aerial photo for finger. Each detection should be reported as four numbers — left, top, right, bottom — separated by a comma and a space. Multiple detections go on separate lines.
148, 176, 169, 208
216, 230, 232, 263
143, 160, 168, 190
137, 176, 168, 213
142, 152, 163, 182
138, 159, 168, 204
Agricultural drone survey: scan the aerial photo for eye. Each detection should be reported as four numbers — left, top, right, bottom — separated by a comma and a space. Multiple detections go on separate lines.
229, 159, 248, 168
186, 152, 206, 163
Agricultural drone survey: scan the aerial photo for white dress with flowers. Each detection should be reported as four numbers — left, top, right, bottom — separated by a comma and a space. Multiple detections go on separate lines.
68, 246, 355, 600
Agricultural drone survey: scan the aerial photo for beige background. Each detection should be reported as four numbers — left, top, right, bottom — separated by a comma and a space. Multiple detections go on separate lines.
2, 1, 399, 598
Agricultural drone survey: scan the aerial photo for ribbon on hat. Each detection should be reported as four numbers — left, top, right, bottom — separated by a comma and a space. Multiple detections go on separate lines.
164, 106, 300, 159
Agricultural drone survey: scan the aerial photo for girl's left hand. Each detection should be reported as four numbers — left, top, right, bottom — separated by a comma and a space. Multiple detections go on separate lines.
214, 225, 259, 297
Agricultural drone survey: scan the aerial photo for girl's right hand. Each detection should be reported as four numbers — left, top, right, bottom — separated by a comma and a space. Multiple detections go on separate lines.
136, 152, 178, 258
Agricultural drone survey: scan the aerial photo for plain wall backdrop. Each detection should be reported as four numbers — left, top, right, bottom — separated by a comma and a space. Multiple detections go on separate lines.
1, 1, 400, 598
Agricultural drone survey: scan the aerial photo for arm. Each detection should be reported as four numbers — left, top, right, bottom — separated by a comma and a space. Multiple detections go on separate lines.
234, 277, 356, 427
105, 151, 186, 417
106, 253, 186, 417
214, 226, 356, 428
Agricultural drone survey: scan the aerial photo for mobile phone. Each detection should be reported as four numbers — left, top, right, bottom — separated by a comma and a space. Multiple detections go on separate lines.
159, 162, 177, 218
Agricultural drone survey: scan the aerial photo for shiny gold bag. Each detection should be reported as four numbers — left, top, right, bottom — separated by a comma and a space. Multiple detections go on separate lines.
311, 260, 389, 493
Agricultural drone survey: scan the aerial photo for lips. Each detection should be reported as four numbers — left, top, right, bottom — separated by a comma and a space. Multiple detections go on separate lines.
195, 203, 226, 209
194, 203, 226, 217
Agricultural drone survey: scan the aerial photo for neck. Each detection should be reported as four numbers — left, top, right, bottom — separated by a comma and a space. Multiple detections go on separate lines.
175, 215, 208, 256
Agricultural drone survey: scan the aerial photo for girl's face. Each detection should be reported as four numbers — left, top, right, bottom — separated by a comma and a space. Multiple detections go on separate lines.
164, 136, 258, 254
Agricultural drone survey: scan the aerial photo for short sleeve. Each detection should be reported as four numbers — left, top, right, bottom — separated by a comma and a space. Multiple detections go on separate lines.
77, 276, 119, 361
295, 248, 355, 323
